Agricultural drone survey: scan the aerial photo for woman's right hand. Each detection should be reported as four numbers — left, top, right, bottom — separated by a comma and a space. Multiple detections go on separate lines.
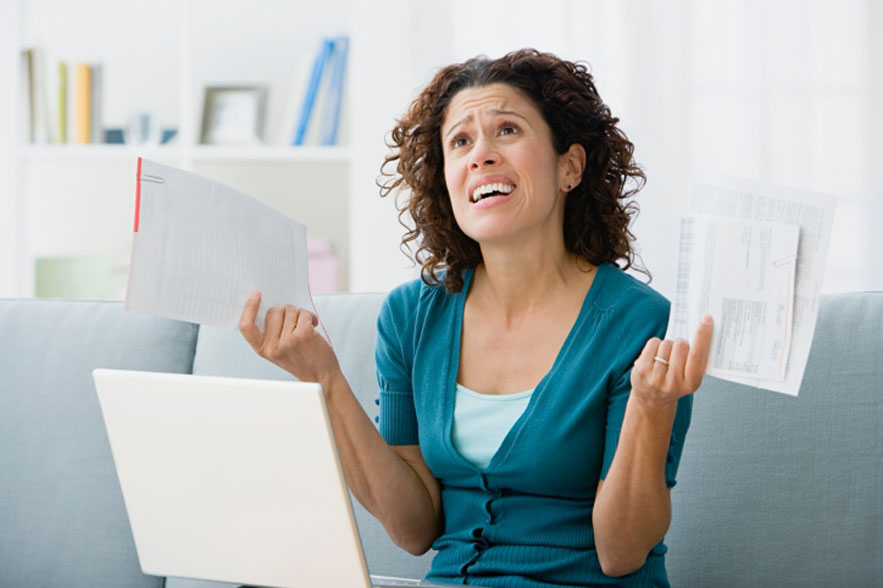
240, 292, 440, 553
238, 291, 341, 385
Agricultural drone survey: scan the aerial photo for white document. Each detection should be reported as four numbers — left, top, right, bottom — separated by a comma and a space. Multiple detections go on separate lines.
125, 159, 314, 331
670, 176, 836, 395
669, 215, 798, 382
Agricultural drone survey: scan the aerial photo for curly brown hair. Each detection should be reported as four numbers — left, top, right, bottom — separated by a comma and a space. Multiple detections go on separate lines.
378, 48, 648, 292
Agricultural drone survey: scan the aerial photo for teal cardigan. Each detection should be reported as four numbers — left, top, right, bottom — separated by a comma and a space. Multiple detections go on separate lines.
375, 263, 691, 587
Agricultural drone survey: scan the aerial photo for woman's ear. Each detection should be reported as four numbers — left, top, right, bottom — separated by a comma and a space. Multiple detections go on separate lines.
559, 143, 586, 192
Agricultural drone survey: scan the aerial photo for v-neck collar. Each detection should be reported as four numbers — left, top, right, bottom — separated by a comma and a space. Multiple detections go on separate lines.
443, 263, 610, 473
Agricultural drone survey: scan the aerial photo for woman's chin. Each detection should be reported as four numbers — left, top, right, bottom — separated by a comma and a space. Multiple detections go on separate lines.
465, 227, 525, 249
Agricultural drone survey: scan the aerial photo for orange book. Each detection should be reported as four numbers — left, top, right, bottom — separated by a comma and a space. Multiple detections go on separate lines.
75, 63, 91, 144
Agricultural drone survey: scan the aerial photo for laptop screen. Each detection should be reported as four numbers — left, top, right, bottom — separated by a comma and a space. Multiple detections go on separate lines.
94, 368, 371, 588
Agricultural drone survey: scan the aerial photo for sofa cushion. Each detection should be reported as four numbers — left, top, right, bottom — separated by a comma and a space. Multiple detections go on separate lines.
191, 292, 434, 579
0, 300, 198, 588
667, 292, 883, 586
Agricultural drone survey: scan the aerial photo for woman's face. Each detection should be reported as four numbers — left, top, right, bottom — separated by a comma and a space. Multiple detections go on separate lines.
440, 83, 579, 248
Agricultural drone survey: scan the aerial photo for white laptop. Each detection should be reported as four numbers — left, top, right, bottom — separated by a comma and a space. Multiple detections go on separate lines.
93, 368, 449, 588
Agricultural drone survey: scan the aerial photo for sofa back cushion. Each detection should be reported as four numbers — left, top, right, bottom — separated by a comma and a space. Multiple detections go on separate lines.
667, 292, 883, 586
0, 300, 199, 588
191, 292, 434, 579
190, 290, 883, 586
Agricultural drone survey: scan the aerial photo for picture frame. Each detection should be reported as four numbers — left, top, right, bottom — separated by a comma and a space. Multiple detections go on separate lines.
199, 85, 267, 145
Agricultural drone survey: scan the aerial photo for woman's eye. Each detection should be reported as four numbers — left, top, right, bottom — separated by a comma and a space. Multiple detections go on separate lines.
500, 124, 519, 136
452, 136, 469, 148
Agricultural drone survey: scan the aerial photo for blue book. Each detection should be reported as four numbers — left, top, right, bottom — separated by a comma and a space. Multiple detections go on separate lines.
319, 36, 349, 146
293, 38, 335, 146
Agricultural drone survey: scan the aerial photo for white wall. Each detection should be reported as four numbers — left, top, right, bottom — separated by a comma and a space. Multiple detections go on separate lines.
869, 0, 883, 290
0, 0, 22, 297
348, 0, 453, 291
348, 0, 883, 297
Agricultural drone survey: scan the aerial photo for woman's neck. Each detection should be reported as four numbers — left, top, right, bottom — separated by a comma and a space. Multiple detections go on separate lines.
472, 240, 594, 322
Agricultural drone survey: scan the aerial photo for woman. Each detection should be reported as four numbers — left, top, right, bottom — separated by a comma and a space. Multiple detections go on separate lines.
240, 49, 712, 587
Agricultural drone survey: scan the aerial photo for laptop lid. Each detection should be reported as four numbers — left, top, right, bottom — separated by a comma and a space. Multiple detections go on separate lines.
93, 368, 371, 588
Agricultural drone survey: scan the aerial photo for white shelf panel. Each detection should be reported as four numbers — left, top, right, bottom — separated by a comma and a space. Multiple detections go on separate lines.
191, 145, 351, 163
20, 144, 184, 161
20, 144, 351, 163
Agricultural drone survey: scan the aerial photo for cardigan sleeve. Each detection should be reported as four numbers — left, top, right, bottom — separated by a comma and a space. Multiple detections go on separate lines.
375, 281, 421, 445
599, 291, 692, 488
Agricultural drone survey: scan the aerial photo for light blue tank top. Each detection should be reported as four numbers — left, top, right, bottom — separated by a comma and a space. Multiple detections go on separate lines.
451, 383, 534, 470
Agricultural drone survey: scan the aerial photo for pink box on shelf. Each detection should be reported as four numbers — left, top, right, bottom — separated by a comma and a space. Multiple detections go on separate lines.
307, 238, 340, 294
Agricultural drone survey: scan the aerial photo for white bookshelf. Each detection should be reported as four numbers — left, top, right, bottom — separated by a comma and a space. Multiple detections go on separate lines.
2, 0, 440, 300
8, 0, 355, 298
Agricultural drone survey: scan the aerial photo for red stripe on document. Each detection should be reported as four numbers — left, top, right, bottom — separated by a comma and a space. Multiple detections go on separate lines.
134, 157, 142, 232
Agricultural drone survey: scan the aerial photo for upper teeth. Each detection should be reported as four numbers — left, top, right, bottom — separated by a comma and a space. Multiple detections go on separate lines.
472, 183, 515, 202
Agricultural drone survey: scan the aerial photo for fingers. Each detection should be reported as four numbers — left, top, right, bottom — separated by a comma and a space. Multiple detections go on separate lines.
630, 314, 715, 406
652, 339, 673, 380
264, 303, 285, 344
281, 306, 318, 335
239, 293, 322, 370
635, 337, 661, 373
685, 314, 713, 389
282, 305, 299, 334
238, 291, 264, 351
667, 338, 690, 383
295, 309, 319, 332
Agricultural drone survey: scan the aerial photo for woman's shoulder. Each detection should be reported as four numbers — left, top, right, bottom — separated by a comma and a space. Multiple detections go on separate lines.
383, 274, 449, 309
380, 270, 466, 324
588, 264, 671, 357
383, 276, 425, 309
592, 263, 670, 320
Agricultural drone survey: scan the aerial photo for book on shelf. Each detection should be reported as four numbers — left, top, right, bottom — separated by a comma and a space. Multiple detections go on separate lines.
89, 64, 103, 145
21, 47, 105, 145
292, 38, 334, 146
22, 48, 50, 144
57, 62, 67, 143
302, 40, 335, 146
275, 52, 313, 146
75, 63, 91, 144
43, 55, 66, 144
319, 36, 348, 146
290, 36, 349, 147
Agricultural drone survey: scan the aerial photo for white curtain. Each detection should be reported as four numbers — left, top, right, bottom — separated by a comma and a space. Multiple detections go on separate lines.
419, 0, 881, 298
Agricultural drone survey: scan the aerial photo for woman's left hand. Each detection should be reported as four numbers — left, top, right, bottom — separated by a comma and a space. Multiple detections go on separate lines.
630, 315, 714, 408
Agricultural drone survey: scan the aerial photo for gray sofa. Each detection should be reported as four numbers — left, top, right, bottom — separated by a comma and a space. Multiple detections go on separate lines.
1, 291, 880, 587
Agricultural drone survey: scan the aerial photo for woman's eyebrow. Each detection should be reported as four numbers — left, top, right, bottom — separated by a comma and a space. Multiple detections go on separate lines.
490, 109, 527, 121
444, 109, 529, 139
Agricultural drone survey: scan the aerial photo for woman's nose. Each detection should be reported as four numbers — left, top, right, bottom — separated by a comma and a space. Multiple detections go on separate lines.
469, 136, 499, 169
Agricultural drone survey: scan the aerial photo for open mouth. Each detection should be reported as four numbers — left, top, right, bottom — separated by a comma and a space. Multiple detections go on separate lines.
471, 182, 516, 203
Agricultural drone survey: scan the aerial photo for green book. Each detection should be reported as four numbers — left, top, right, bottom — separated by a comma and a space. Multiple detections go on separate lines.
58, 61, 67, 143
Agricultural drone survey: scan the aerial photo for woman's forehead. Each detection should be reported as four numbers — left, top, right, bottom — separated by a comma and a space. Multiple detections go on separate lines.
442, 83, 538, 128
